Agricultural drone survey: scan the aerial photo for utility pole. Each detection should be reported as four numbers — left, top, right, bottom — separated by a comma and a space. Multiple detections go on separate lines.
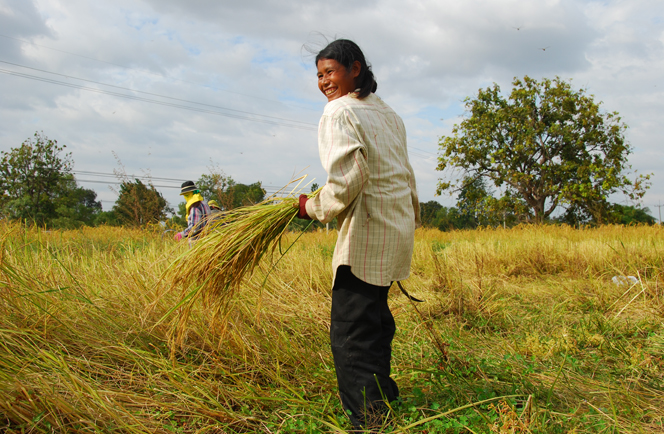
655, 201, 663, 226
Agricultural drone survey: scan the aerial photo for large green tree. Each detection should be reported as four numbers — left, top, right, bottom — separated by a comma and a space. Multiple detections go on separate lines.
437, 76, 650, 224
0, 132, 101, 226
0, 132, 71, 223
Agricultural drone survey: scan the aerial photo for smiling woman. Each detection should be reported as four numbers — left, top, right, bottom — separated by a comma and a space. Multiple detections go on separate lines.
315, 39, 378, 100
316, 58, 359, 102
297, 39, 421, 431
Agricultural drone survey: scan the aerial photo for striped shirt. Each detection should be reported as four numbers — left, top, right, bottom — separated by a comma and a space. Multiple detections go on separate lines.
305, 92, 421, 286
182, 201, 211, 238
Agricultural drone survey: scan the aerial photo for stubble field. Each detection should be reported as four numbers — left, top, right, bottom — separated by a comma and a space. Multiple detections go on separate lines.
1, 222, 663, 433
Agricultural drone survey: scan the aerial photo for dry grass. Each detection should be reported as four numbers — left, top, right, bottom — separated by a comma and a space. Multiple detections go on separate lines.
163, 196, 303, 342
1, 221, 663, 433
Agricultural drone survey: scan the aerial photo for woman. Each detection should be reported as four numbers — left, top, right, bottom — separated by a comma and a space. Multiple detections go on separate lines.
298, 39, 421, 429
174, 181, 211, 242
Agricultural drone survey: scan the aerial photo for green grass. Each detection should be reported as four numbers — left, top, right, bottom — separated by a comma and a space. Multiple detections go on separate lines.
0, 222, 663, 433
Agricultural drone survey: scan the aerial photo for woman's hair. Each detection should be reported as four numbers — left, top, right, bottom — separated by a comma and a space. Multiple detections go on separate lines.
315, 39, 377, 98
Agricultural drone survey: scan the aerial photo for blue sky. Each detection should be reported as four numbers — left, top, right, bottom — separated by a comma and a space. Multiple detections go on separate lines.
0, 0, 662, 215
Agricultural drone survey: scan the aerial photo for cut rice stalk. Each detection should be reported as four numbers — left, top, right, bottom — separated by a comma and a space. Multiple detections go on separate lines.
163, 181, 318, 331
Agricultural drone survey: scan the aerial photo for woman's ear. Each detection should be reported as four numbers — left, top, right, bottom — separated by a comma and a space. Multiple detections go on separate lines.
350, 60, 361, 80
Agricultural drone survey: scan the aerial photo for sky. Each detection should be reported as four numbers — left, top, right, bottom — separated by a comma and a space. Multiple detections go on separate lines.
1, 0, 663, 218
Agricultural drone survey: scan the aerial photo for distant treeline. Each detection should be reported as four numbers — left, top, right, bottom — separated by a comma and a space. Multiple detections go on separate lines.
0, 132, 265, 229
419, 200, 656, 231
1, 132, 656, 231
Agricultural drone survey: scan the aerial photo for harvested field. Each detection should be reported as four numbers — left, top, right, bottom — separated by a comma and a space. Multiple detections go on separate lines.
1, 222, 663, 433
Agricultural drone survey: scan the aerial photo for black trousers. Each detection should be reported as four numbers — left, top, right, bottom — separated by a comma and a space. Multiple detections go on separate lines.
330, 266, 399, 429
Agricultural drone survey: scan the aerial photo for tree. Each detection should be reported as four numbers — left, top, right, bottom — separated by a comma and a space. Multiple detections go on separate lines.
431, 206, 468, 231
196, 163, 265, 210
610, 205, 656, 225
420, 201, 443, 228
50, 175, 102, 228
0, 132, 102, 227
113, 179, 170, 226
436, 76, 650, 224
419, 201, 476, 231
456, 177, 526, 228
197, 167, 236, 211
0, 132, 72, 224
230, 182, 266, 208
455, 177, 498, 228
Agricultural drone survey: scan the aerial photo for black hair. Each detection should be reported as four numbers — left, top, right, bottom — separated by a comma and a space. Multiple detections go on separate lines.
315, 39, 377, 98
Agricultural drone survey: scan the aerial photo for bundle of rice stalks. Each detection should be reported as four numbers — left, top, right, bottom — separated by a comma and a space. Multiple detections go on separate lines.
161, 182, 317, 336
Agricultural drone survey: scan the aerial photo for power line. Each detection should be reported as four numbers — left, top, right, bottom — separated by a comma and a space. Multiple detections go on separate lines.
0, 60, 318, 127
76, 179, 285, 193
0, 61, 437, 160
0, 62, 318, 131
409, 146, 437, 156
0, 67, 434, 160
0, 67, 316, 130
73, 170, 188, 183
76, 178, 178, 189
408, 150, 436, 160
0, 33, 320, 112
73, 170, 288, 192
73, 175, 286, 195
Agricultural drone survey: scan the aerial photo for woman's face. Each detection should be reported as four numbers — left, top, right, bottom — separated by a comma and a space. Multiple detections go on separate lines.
317, 58, 360, 102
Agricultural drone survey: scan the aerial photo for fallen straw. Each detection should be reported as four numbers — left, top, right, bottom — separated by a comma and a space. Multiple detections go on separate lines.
163, 180, 317, 327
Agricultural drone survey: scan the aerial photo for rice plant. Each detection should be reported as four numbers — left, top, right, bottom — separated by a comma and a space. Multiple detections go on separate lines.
1, 221, 663, 433
163, 183, 317, 343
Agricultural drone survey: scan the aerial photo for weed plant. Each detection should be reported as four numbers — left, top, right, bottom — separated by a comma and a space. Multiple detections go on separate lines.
0, 222, 662, 433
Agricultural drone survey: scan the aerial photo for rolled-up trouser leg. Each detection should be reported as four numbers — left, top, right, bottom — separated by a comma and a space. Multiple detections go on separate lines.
330, 266, 398, 429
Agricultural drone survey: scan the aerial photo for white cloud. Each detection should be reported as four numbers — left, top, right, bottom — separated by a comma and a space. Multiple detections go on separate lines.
0, 0, 662, 212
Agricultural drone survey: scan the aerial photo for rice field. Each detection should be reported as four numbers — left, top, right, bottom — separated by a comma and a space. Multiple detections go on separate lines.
1, 222, 663, 433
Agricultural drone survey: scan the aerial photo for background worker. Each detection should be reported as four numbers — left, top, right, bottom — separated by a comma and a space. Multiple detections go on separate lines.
297, 39, 420, 430
174, 181, 211, 241
208, 199, 222, 214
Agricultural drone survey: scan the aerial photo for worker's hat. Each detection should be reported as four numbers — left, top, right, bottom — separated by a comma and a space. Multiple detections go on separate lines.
208, 199, 221, 210
180, 181, 198, 195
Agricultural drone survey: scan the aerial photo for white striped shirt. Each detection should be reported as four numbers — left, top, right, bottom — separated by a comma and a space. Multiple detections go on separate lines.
305, 92, 421, 286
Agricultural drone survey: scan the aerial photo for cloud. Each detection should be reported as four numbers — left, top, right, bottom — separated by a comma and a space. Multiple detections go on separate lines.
0, 0, 662, 211
0, 0, 52, 39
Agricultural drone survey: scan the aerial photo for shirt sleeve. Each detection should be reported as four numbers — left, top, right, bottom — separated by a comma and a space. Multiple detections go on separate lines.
407, 160, 422, 227
305, 112, 370, 224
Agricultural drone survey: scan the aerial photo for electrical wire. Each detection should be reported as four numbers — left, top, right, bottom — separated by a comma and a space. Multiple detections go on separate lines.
74, 170, 189, 183
72, 173, 286, 195
73, 170, 284, 192
0, 60, 318, 128
0, 62, 438, 159
0, 33, 320, 112
76, 179, 285, 193
0, 67, 319, 131
409, 146, 437, 156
